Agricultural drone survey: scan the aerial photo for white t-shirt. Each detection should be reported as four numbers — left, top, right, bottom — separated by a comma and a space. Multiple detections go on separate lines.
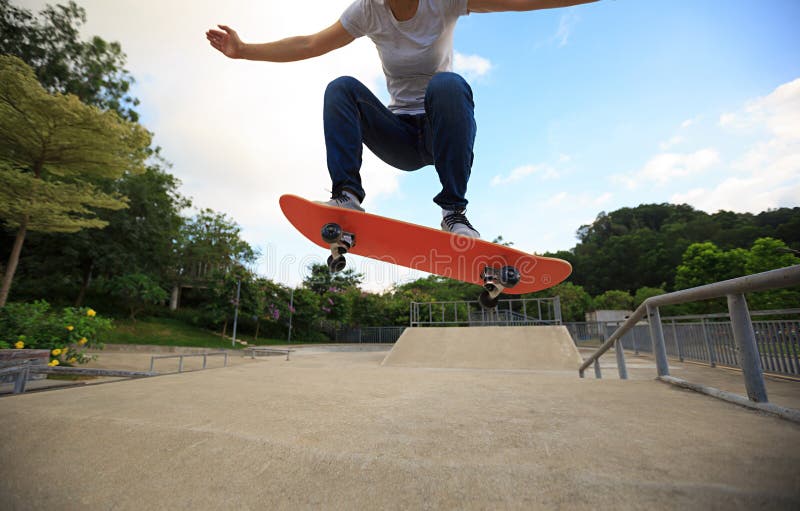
340, 0, 469, 114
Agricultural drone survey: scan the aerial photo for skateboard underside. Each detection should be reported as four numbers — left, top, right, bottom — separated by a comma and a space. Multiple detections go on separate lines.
280, 195, 572, 306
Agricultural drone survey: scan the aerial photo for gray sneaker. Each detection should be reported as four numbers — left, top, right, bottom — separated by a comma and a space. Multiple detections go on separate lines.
317, 192, 365, 212
441, 209, 480, 238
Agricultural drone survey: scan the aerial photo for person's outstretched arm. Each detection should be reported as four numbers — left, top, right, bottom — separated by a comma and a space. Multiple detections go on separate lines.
468, 0, 600, 13
206, 21, 354, 62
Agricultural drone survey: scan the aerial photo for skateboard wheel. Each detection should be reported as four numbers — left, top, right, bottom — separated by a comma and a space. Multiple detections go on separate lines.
321, 223, 342, 244
327, 254, 346, 273
478, 290, 499, 309
499, 266, 520, 288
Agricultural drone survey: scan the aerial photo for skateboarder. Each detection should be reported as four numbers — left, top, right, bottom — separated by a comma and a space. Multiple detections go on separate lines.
207, 0, 599, 238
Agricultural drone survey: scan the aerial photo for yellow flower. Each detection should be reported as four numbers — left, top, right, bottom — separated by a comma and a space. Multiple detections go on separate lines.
48, 360, 60, 367
68, 357, 77, 364
78, 337, 88, 345
66, 325, 74, 331
87, 309, 96, 317
14, 341, 25, 349
51, 348, 62, 356
62, 347, 68, 354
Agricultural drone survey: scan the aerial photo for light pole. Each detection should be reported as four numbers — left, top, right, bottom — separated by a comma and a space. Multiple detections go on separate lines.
231, 278, 241, 348
287, 287, 294, 343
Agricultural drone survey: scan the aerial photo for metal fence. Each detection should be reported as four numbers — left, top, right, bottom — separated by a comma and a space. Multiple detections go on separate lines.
410, 297, 562, 327
616, 318, 799, 377
334, 326, 407, 343
565, 322, 605, 346
567, 310, 800, 377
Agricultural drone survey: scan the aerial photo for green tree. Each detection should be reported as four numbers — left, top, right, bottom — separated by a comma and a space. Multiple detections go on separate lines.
386, 287, 436, 325
674, 242, 748, 290
289, 287, 326, 342
176, 209, 257, 288
303, 263, 363, 295
593, 290, 634, 311
349, 290, 393, 327
527, 282, 593, 322
633, 286, 666, 308
105, 273, 168, 320
0, 55, 150, 306
745, 237, 799, 275
394, 275, 476, 302
10, 158, 190, 306
0, 0, 139, 120
743, 238, 800, 311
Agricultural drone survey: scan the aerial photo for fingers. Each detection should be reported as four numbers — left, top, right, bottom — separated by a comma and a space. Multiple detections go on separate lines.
218, 24, 237, 36
205, 25, 239, 56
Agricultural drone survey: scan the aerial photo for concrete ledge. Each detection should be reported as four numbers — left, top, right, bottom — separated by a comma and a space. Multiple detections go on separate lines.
658, 375, 800, 424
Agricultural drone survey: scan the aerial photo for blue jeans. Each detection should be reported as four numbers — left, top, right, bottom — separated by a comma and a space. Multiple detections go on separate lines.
323, 72, 476, 210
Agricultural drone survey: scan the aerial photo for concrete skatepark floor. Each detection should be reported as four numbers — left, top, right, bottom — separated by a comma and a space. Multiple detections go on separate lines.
1, 328, 799, 510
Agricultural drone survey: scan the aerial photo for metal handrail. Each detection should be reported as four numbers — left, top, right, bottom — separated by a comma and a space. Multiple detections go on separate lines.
2, 364, 157, 395
149, 351, 228, 372
579, 265, 800, 420
580, 265, 800, 375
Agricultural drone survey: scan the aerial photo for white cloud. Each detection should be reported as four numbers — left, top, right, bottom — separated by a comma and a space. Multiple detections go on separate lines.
554, 11, 581, 47
676, 77, 800, 213
681, 117, 700, 129
671, 179, 800, 212
614, 148, 720, 189
453, 52, 492, 80
659, 135, 684, 151
542, 191, 612, 209
719, 112, 737, 127
490, 163, 559, 186
34, 0, 386, 230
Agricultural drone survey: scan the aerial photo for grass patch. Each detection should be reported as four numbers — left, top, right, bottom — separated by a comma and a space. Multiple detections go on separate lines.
104, 317, 249, 349
104, 316, 332, 349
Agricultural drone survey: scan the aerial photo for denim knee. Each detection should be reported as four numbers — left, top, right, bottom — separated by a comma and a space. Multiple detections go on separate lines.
325, 76, 362, 100
425, 72, 473, 108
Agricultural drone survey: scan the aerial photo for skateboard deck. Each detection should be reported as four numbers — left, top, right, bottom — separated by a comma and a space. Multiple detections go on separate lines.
280, 194, 572, 297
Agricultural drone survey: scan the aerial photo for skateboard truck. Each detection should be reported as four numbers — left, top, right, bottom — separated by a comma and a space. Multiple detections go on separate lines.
321, 223, 355, 273
479, 265, 520, 309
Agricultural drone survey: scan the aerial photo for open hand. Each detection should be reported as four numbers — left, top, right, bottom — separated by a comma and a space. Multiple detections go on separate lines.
206, 25, 243, 59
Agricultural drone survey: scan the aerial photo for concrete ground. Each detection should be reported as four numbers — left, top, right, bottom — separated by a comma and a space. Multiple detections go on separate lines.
1, 334, 799, 510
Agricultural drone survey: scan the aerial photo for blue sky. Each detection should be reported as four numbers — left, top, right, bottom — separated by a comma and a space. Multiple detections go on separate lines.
18, 0, 800, 290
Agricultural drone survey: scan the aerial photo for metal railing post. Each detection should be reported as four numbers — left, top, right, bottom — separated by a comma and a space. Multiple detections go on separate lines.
701, 318, 717, 368
178, 355, 184, 373
554, 295, 562, 324
615, 339, 628, 380
646, 304, 670, 377
13, 363, 30, 394
594, 358, 602, 379
727, 293, 768, 403
672, 320, 684, 362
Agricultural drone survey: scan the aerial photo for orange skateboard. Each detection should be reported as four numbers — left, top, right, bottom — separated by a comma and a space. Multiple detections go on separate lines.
280, 194, 572, 307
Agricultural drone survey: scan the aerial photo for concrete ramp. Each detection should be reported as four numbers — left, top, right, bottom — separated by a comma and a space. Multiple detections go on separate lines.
382, 326, 582, 370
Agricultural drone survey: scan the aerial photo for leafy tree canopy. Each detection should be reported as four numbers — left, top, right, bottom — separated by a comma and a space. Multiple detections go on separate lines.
303, 263, 363, 295
559, 203, 800, 295
0, 55, 150, 306
0, 0, 139, 120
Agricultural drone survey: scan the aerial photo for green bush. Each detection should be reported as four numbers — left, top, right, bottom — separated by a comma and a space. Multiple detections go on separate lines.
0, 300, 111, 365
